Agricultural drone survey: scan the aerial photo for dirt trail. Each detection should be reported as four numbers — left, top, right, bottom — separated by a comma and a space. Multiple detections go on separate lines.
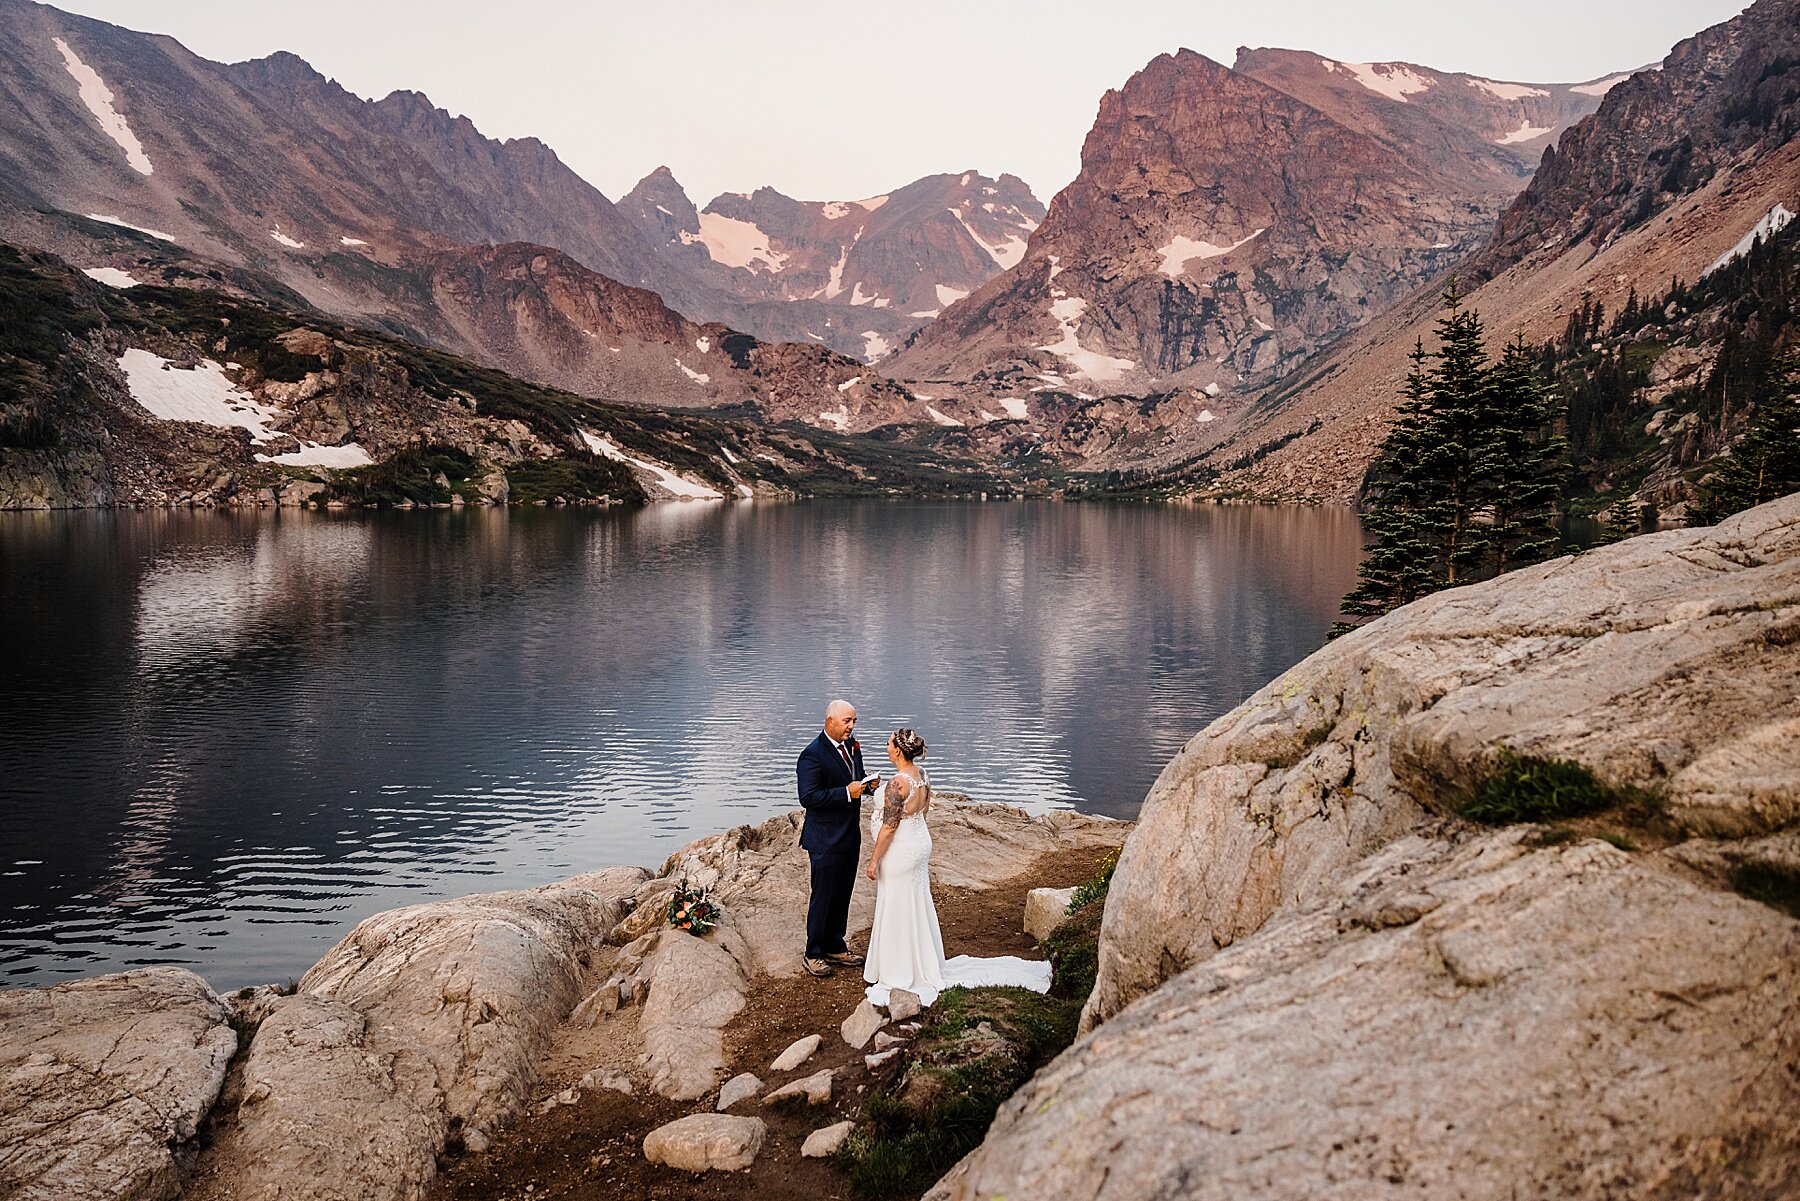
429, 843, 1111, 1201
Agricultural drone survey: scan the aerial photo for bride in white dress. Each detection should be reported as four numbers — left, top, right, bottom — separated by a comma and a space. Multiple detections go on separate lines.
862, 728, 1051, 1008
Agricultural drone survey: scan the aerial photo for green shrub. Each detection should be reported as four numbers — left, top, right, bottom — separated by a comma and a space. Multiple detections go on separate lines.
1065, 848, 1118, 915
319, 443, 477, 507
1457, 747, 1638, 824
503, 454, 639, 504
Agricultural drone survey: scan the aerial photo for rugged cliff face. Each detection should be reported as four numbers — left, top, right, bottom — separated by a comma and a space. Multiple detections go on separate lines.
0, 1, 666, 292
1478, 0, 1800, 277
930, 493, 1800, 1201
619, 167, 1043, 362
891, 48, 1588, 401
1191, 0, 1800, 505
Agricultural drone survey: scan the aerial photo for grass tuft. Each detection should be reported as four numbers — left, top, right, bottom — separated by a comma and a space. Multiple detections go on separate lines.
1457, 746, 1656, 825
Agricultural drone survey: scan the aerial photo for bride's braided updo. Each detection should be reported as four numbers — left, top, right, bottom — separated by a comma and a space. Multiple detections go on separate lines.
891, 728, 927, 760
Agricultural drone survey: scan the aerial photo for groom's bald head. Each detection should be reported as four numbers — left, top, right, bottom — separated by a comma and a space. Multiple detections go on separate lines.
824, 699, 857, 741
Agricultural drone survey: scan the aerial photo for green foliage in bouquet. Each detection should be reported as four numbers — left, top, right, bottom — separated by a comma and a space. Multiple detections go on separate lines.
665, 882, 721, 935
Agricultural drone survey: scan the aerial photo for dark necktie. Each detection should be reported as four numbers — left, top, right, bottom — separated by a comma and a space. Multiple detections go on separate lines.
838, 743, 853, 772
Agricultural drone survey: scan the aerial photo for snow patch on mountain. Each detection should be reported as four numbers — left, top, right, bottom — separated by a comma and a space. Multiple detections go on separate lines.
1471, 79, 1549, 101
695, 212, 787, 272
1496, 121, 1553, 145
951, 209, 1028, 269
695, 337, 711, 353
54, 38, 153, 176
860, 331, 893, 362
926, 406, 963, 427
935, 284, 970, 308
857, 194, 889, 212
817, 404, 851, 431
119, 350, 282, 438
675, 358, 710, 385
837, 376, 862, 392
82, 266, 139, 287
821, 201, 852, 219
1331, 60, 1434, 103
579, 430, 723, 500
85, 213, 173, 241
1038, 296, 1136, 382
1706, 204, 1796, 276
269, 226, 304, 249
1571, 74, 1632, 96
1157, 229, 1265, 277
339, 236, 368, 246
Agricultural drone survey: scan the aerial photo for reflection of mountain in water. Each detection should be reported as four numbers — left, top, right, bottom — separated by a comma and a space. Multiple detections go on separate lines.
0, 503, 1360, 987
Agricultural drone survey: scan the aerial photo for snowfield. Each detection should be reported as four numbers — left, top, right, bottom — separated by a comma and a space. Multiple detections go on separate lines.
55, 37, 153, 176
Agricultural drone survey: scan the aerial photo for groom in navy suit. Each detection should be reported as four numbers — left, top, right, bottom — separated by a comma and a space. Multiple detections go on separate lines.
796, 699, 878, 978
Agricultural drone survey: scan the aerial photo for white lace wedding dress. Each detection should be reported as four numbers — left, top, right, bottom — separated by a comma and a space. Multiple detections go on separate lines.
863, 769, 1052, 1008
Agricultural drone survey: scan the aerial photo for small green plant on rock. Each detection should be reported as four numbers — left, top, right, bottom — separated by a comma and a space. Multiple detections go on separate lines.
1065, 849, 1118, 915
1457, 746, 1640, 824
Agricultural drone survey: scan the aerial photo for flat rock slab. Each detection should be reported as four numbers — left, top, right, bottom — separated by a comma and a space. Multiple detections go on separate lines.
763, 1068, 834, 1107
643, 1113, 766, 1172
716, 1073, 762, 1112
0, 967, 236, 1201
1023, 887, 1078, 940
841, 1000, 887, 1049
802, 1120, 855, 1158
640, 930, 748, 1100
769, 1033, 822, 1072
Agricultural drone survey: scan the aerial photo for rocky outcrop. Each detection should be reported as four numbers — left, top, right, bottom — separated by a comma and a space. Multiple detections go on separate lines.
620, 167, 1044, 363
932, 828, 1800, 1201
932, 494, 1800, 1200
0, 967, 236, 1201
892, 48, 1555, 402
219, 867, 646, 1199
1477, 0, 1800, 278
1088, 492, 1800, 1027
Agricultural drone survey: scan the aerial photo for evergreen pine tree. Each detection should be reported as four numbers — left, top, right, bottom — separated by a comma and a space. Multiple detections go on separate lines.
1474, 334, 1568, 575
1334, 339, 1444, 633
1689, 361, 1800, 523
1420, 281, 1492, 585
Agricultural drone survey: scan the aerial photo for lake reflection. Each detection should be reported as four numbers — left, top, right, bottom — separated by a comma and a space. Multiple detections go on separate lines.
0, 502, 1361, 988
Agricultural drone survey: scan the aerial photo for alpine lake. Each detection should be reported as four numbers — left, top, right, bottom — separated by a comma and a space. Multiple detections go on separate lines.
0, 500, 1363, 988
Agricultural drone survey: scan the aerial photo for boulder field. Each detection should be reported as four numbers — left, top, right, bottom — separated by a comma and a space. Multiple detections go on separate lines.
931, 493, 1800, 1200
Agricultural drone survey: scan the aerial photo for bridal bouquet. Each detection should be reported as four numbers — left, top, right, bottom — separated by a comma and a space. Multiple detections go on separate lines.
665, 882, 722, 936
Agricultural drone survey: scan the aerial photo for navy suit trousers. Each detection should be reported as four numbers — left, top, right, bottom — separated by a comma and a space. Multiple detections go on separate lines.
805, 849, 857, 959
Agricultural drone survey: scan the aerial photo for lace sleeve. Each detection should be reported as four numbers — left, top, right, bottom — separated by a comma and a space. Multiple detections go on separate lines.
881, 775, 911, 829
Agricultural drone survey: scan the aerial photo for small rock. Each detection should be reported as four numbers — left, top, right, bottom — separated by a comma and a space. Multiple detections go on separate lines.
717, 1073, 762, 1112
642, 1113, 766, 1172
577, 1068, 634, 1096
886, 989, 921, 1022
771, 1033, 822, 1072
1024, 887, 1079, 940
872, 1031, 907, 1051
802, 1120, 855, 1158
764, 1068, 834, 1107
841, 1000, 887, 1049
865, 1048, 901, 1069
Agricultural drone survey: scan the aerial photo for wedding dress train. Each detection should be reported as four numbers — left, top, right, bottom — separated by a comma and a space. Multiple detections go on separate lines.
863, 771, 1051, 1008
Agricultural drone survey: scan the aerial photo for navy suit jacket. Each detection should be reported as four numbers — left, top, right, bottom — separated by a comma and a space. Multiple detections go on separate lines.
797, 731, 866, 854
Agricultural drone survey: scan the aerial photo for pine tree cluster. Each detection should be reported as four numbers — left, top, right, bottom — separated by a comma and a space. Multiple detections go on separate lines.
1334, 285, 1567, 635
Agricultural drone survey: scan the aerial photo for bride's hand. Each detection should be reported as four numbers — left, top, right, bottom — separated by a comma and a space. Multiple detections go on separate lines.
864, 860, 878, 880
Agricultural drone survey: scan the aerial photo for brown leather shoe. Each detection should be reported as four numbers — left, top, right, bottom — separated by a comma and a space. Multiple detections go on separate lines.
803, 957, 835, 978
824, 950, 864, 968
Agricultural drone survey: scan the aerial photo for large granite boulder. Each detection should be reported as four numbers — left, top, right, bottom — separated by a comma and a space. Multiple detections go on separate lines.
224, 866, 646, 1199
0, 967, 236, 1201
930, 828, 1800, 1200
1087, 494, 1800, 1029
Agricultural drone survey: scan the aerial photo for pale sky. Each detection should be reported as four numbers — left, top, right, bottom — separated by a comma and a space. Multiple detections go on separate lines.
55, 0, 1747, 208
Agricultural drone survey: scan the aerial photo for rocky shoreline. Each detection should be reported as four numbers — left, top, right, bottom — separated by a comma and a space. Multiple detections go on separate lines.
5, 495, 1798, 1201
0, 801, 1126, 1201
